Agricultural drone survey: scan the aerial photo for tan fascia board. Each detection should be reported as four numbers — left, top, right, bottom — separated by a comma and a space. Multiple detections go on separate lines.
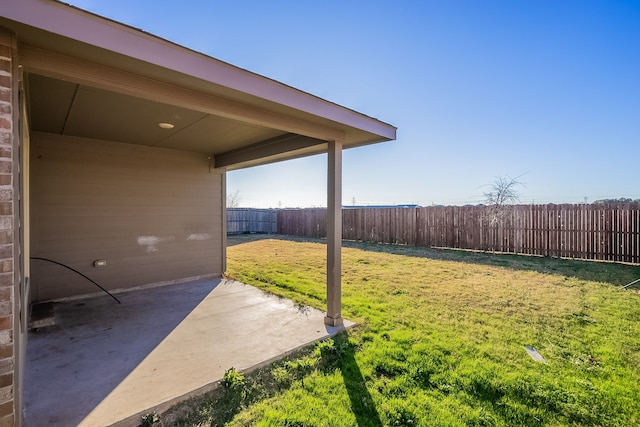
215, 133, 326, 169
219, 137, 386, 171
0, 0, 396, 142
219, 144, 330, 171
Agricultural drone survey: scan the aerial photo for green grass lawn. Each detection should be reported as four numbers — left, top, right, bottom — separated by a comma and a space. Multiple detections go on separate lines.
166, 236, 640, 427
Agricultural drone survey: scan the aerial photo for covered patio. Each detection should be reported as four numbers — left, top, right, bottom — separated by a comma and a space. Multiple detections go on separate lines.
25, 278, 351, 426
0, 0, 395, 425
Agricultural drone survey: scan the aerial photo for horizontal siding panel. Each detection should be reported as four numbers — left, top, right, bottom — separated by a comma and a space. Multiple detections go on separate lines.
37, 195, 220, 209
31, 132, 224, 302
40, 207, 220, 217
37, 217, 218, 236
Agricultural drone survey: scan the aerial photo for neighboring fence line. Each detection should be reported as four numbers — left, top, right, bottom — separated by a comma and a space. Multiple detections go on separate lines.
276, 204, 640, 264
227, 208, 277, 234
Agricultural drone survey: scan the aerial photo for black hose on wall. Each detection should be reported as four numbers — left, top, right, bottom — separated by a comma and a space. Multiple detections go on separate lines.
30, 257, 121, 304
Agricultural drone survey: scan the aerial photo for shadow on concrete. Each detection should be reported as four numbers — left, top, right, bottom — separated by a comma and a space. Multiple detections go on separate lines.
25, 278, 349, 426
25, 279, 221, 427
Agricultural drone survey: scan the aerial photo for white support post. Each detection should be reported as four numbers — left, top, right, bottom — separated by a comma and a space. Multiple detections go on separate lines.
325, 139, 343, 326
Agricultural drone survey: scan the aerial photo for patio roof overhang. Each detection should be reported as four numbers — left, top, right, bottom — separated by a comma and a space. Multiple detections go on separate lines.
2, 0, 397, 333
0, 0, 396, 170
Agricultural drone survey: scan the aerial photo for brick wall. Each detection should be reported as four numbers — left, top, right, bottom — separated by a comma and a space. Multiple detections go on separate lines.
0, 29, 15, 427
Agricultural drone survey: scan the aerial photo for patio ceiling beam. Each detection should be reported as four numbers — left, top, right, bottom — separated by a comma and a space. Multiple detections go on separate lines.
215, 133, 326, 169
19, 45, 347, 143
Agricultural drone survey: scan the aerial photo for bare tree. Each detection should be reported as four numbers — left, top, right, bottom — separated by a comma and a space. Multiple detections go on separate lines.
226, 189, 241, 208
483, 175, 524, 226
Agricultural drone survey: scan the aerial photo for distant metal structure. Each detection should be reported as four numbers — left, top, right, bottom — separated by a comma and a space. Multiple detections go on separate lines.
227, 208, 277, 234
343, 204, 419, 209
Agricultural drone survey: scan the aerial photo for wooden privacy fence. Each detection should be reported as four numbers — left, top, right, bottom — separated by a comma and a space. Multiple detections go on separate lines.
227, 208, 277, 234
277, 204, 640, 264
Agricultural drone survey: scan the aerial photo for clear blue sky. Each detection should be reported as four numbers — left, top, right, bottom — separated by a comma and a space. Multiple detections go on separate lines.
68, 0, 640, 207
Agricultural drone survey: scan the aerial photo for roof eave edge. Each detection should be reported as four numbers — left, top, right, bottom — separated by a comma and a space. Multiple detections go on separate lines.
1, 0, 396, 138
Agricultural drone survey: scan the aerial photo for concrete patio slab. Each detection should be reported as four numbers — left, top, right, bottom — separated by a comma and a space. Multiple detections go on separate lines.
24, 279, 352, 426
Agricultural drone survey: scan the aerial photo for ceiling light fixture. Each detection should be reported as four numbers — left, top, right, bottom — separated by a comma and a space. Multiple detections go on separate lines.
158, 122, 174, 129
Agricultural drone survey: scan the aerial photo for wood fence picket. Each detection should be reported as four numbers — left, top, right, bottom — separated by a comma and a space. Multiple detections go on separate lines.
274, 204, 640, 264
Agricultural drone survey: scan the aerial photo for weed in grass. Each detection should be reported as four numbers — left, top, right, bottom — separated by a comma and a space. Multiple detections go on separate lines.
384, 398, 418, 425
220, 366, 247, 408
285, 356, 316, 387
140, 412, 159, 427
158, 344, 325, 426
221, 367, 245, 389
271, 366, 292, 389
